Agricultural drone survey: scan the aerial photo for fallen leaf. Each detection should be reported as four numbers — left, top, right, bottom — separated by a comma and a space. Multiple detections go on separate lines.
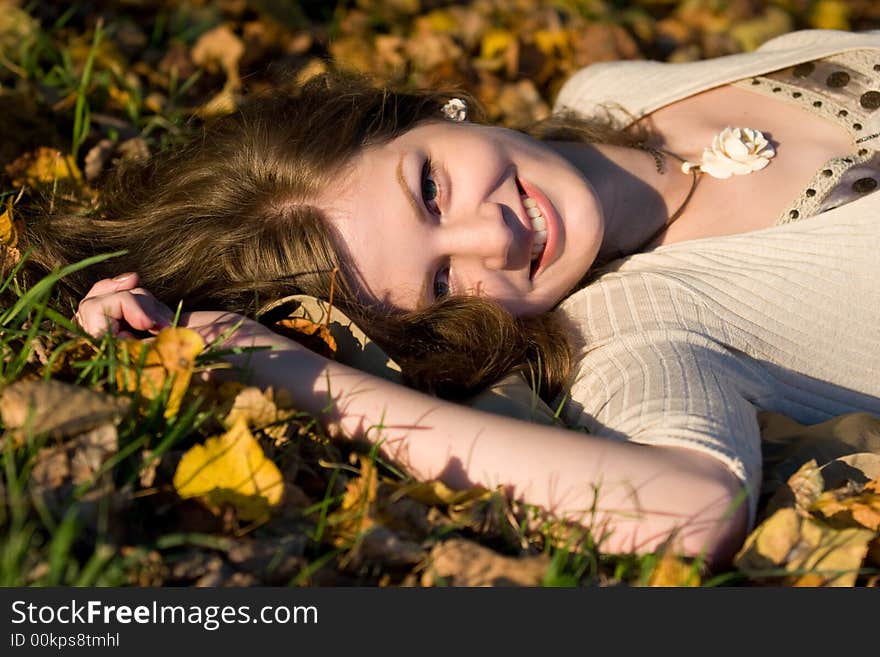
0, 379, 130, 447
734, 507, 801, 572
273, 318, 337, 359
812, 479, 880, 531
810, 0, 850, 31
788, 519, 873, 587
224, 385, 297, 445
420, 537, 548, 587
0, 196, 23, 267
0, 196, 24, 248
115, 327, 204, 418
191, 24, 244, 89
4, 146, 82, 188
398, 478, 489, 507
173, 415, 284, 521
646, 550, 701, 587
68, 422, 118, 485
330, 454, 379, 544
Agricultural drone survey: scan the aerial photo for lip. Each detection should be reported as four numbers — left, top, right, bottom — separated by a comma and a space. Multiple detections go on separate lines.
518, 177, 560, 280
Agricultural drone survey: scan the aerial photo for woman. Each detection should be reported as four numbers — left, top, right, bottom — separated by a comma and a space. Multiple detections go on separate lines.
28, 29, 880, 568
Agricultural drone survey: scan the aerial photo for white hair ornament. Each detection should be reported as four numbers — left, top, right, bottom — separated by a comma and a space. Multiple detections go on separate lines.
441, 98, 468, 122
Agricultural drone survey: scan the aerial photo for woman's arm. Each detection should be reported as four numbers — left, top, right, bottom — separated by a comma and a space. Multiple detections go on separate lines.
222, 335, 748, 566
74, 275, 748, 566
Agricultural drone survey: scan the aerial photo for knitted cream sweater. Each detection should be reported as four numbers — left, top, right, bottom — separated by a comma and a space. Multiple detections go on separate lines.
551, 30, 880, 525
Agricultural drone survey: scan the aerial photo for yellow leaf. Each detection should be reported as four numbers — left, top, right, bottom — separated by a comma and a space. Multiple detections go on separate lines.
646, 551, 701, 587
173, 415, 283, 521
788, 519, 873, 587
734, 507, 801, 572
810, 0, 850, 31
397, 479, 489, 507
481, 29, 514, 59
421, 9, 458, 34
115, 327, 204, 418
533, 29, 569, 58
4, 147, 82, 188
0, 197, 24, 248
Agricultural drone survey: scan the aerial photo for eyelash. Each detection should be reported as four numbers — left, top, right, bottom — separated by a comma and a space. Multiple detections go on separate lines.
421, 158, 451, 300
421, 158, 441, 216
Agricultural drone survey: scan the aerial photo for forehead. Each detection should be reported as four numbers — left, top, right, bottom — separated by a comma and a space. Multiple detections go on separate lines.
318, 137, 426, 310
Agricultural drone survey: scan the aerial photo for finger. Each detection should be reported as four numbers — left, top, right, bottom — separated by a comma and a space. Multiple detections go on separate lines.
128, 288, 176, 326
77, 291, 161, 337
81, 272, 140, 301
74, 308, 119, 337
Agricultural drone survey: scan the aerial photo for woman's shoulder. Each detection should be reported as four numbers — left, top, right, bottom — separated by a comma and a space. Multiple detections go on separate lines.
552, 29, 880, 127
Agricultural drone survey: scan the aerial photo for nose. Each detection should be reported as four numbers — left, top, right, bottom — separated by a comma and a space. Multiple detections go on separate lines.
437, 202, 518, 271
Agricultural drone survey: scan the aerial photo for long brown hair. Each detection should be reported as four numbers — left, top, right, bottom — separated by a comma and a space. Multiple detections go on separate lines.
18, 72, 631, 403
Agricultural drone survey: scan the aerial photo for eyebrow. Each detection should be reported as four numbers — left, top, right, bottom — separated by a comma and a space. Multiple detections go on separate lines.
396, 155, 427, 225
396, 154, 433, 310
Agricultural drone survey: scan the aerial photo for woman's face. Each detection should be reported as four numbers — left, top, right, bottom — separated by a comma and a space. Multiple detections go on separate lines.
321, 120, 604, 316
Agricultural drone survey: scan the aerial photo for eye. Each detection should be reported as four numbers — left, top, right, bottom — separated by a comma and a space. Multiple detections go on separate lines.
433, 265, 450, 300
421, 158, 441, 216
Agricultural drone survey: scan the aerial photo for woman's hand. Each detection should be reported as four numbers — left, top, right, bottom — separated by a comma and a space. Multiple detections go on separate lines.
74, 272, 175, 339
74, 272, 302, 353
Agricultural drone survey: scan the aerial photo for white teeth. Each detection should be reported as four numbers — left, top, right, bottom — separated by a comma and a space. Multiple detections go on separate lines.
521, 192, 547, 262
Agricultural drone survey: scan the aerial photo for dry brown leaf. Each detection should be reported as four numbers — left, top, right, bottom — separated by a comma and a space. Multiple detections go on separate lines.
29, 423, 120, 520
495, 79, 550, 128
787, 458, 825, 515
139, 448, 159, 488
191, 24, 244, 89
68, 422, 118, 485
4, 146, 83, 188
0, 379, 130, 447
224, 385, 297, 445
646, 550, 701, 587
330, 454, 379, 544
173, 415, 284, 522
115, 326, 204, 418
420, 538, 549, 587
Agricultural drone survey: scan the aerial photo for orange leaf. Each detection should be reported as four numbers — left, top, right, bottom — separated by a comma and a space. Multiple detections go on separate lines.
273, 317, 337, 359
812, 481, 880, 531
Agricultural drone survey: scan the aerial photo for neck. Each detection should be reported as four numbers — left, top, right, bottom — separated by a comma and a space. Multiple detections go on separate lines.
546, 140, 697, 260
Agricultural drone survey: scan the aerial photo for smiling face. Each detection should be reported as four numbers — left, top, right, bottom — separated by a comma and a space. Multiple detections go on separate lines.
321, 120, 605, 316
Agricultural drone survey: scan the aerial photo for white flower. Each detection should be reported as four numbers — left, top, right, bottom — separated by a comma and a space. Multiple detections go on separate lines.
441, 98, 468, 122
691, 127, 776, 179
